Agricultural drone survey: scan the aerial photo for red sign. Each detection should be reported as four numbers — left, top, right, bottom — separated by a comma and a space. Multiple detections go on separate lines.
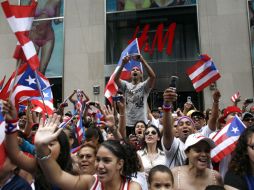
129, 23, 176, 56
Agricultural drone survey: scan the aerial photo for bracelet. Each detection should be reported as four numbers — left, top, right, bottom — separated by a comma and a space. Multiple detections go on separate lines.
5, 121, 18, 134
35, 149, 51, 160
163, 104, 172, 112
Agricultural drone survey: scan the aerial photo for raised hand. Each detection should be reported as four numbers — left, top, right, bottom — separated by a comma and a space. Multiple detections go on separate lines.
34, 114, 62, 146
121, 55, 131, 66
101, 105, 115, 129
163, 88, 177, 105
213, 89, 221, 103
1, 100, 18, 121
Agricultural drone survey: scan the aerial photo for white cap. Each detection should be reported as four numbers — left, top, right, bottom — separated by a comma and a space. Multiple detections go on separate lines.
184, 133, 215, 151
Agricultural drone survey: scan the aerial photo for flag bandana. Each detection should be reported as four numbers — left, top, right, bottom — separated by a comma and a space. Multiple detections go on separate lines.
186, 54, 221, 92
104, 38, 143, 103
1, 0, 39, 70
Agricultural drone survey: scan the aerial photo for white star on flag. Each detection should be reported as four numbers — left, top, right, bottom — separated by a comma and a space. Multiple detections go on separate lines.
43, 92, 49, 98
231, 127, 239, 134
25, 75, 36, 85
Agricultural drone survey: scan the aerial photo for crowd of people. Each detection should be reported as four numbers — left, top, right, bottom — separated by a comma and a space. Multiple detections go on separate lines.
0, 54, 254, 190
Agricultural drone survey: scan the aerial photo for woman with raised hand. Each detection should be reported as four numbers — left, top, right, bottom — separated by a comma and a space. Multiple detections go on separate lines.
34, 114, 142, 190
2, 100, 72, 190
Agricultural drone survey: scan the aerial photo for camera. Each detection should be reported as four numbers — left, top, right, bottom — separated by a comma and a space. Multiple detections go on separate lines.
245, 98, 253, 104
112, 95, 123, 102
169, 76, 179, 89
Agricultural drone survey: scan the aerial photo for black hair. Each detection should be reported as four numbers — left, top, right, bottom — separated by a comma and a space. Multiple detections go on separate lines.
205, 185, 225, 190
148, 165, 174, 185
85, 126, 104, 144
34, 130, 73, 190
18, 111, 26, 118
143, 125, 162, 150
100, 140, 140, 177
229, 125, 254, 176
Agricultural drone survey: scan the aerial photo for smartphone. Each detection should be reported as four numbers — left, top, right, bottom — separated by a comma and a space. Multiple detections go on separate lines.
169, 76, 179, 89
112, 95, 123, 101
245, 98, 253, 104
187, 96, 192, 103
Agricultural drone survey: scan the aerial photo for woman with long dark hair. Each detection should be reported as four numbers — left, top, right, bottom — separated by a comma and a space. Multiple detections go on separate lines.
224, 125, 254, 190
34, 114, 142, 190
137, 125, 166, 176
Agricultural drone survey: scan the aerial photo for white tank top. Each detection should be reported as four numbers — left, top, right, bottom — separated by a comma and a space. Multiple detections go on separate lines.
90, 175, 130, 190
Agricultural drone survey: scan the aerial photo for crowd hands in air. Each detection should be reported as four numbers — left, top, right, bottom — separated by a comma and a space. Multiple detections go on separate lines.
0, 55, 254, 190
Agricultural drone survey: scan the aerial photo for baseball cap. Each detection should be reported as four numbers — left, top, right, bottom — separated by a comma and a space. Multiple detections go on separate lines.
219, 106, 242, 124
242, 112, 253, 120
191, 110, 205, 118
184, 133, 215, 151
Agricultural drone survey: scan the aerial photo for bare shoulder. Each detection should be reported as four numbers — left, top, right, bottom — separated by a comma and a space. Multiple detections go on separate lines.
129, 181, 142, 190
74, 174, 96, 190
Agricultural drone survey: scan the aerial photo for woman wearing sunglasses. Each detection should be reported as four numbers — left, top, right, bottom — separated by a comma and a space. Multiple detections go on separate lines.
171, 133, 223, 190
224, 125, 254, 190
137, 125, 166, 176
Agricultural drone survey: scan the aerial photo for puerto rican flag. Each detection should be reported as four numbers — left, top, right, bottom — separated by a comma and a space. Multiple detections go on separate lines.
230, 92, 240, 103
0, 107, 6, 169
76, 115, 84, 144
211, 116, 246, 163
0, 76, 6, 92
1, 0, 39, 70
186, 54, 221, 92
104, 38, 143, 103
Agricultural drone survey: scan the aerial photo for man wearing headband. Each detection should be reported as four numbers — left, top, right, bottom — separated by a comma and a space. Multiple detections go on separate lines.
161, 88, 219, 168
114, 54, 156, 136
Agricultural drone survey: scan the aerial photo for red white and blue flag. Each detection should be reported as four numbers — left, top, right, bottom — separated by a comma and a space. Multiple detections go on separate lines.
104, 38, 143, 103
0, 76, 6, 92
76, 115, 84, 145
230, 92, 240, 103
211, 116, 246, 163
186, 54, 221, 92
1, 0, 39, 70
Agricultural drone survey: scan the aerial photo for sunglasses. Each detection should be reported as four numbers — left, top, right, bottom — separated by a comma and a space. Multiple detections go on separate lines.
243, 118, 254, 122
144, 130, 157, 136
192, 116, 204, 121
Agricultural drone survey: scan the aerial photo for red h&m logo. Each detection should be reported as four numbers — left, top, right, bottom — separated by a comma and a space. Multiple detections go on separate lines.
129, 23, 176, 56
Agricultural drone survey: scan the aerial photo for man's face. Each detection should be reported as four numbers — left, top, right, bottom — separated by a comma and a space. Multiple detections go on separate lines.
131, 67, 142, 80
18, 115, 27, 129
191, 115, 206, 131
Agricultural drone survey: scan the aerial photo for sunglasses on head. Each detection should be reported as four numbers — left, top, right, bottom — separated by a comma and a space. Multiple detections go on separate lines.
144, 130, 157, 136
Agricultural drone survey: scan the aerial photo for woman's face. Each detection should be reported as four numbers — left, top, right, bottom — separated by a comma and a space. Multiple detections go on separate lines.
95, 146, 123, 183
144, 127, 159, 145
48, 140, 60, 160
77, 146, 96, 175
247, 133, 254, 164
150, 171, 174, 190
135, 122, 146, 137
186, 141, 211, 170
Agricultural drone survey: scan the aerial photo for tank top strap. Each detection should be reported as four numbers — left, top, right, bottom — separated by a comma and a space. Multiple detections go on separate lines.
91, 175, 100, 190
211, 169, 217, 185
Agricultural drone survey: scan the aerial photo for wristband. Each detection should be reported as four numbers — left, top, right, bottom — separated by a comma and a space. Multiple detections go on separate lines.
163, 104, 172, 112
5, 121, 18, 134
35, 149, 51, 160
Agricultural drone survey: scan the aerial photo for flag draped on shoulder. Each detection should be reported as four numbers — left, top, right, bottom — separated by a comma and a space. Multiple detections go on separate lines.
104, 38, 142, 103
186, 54, 221, 92
211, 116, 246, 163
1, 0, 39, 70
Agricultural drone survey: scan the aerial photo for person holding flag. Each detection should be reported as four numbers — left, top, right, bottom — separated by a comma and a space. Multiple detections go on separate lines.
114, 53, 156, 136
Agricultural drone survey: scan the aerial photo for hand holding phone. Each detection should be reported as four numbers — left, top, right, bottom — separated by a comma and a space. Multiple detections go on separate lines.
169, 76, 179, 90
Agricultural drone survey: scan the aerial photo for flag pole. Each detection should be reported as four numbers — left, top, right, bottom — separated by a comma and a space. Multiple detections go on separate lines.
8, 59, 22, 102
34, 70, 49, 117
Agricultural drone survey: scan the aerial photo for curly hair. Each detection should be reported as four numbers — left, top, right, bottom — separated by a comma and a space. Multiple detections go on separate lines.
100, 140, 141, 178
229, 125, 254, 176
